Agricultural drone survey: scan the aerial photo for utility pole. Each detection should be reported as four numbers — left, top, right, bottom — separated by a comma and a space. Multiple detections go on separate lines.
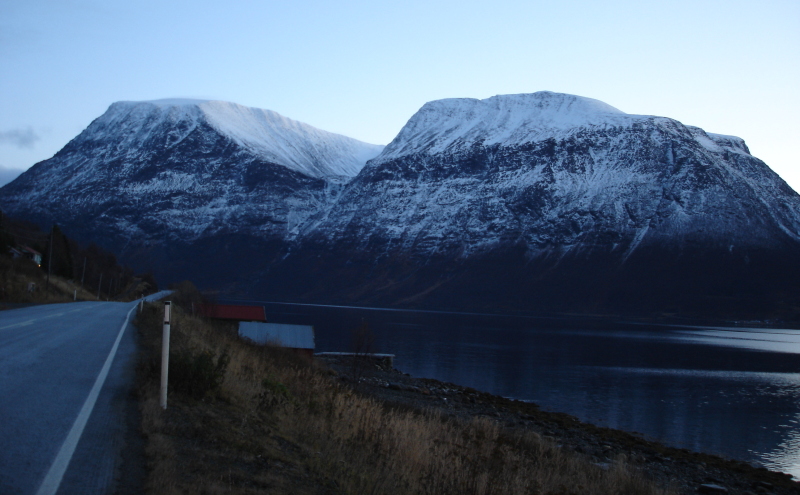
97, 272, 103, 300
80, 257, 87, 288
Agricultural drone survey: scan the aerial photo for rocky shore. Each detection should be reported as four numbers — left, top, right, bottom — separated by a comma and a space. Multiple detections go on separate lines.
319, 355, 799, 495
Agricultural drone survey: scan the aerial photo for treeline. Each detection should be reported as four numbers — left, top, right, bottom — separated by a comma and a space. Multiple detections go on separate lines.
0, 211, 157, 299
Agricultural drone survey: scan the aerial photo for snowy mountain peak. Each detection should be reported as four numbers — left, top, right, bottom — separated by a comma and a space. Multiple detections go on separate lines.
426, 91, 626, 119
96, 99, 384, 178
134, 98, 212, 107
378, 91, 653, 160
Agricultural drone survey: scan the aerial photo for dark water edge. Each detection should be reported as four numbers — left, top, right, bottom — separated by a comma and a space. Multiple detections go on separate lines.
222, 299, 800, 478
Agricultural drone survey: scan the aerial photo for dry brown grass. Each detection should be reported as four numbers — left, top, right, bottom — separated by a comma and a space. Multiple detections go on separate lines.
136, 297, 673, 495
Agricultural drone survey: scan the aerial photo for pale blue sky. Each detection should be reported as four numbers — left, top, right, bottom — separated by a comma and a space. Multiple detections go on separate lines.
1, 0, 798, 190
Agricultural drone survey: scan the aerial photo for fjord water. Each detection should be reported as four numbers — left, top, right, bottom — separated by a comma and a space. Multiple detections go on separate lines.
247, 301, 800, 477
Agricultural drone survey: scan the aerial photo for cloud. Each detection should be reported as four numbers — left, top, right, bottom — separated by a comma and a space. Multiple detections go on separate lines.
0, 165, 25, 187
0, 128, 40, 148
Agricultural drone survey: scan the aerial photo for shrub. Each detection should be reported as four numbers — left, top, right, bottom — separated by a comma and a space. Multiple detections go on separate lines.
169, 349, 230, 399
168, 280, 203, 312
258, 375, 292, 408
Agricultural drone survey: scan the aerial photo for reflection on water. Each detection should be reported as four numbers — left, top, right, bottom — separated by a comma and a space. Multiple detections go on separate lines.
237, 300, 800, 478
576, 366, 800, 476
762, 413, 800, 477
672, 326, 800, 354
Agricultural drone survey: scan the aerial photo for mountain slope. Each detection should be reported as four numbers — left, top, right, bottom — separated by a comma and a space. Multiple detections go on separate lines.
257, 92, 800, 316
0, 99, 383, 287
88, 99, 383, 179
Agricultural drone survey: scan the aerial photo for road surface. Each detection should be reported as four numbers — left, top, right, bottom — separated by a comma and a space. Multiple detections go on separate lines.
0, 292, 169, 495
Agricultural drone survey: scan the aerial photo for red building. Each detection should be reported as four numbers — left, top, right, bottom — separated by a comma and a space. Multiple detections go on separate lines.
198, 303, 266, 322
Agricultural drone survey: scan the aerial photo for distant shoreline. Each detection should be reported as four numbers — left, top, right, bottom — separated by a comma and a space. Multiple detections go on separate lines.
218, 297, 800, 330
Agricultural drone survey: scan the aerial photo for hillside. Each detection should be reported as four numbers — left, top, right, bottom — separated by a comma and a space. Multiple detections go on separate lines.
0, 213, 157, 305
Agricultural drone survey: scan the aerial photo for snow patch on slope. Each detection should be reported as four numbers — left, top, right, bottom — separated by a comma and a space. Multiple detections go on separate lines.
103, 99, 384, 179
198, 101, 383, 178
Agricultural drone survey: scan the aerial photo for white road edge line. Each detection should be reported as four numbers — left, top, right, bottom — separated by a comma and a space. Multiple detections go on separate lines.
0, 320, 36, 330
35, 303, 139, 495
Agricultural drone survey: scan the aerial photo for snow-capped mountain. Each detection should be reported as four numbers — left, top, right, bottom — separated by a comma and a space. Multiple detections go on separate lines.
259, 92, 800, 314
2, 92, 798, 316
0, 99, 383, 284
308, 92, 799, 255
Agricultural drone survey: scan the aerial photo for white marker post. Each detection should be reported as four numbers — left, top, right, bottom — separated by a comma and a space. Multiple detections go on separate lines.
159, 301, 171, 410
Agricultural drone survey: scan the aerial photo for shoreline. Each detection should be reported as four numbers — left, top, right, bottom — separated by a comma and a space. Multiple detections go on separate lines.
221, 298, 800, 331
319, 354, 799, 495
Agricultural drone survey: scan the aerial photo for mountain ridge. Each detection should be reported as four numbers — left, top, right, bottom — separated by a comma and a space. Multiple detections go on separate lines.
0, 99, 382, 254
309, 93, 800, 254
94, 99, 384, 179
257, 92, 800, 316
1, 92, 798, 317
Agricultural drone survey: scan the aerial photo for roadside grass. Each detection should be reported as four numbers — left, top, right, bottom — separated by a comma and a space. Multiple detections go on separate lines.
136, 294, 672, 495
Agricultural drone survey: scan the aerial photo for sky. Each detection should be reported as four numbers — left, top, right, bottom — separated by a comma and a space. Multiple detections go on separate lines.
1, 0, 798, 190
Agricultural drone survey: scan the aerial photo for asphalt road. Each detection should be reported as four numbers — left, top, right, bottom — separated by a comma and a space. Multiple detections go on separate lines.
0, 292, 169, 495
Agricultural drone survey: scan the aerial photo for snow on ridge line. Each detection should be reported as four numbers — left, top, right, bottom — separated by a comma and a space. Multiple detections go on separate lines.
424, 92, 626, 116
375, 91, 749, 161
102, 99, 385, 178
686, 126, 750, 155
200, 101, 385, 178
118, 98, 213, 107
376, 92, 646, 160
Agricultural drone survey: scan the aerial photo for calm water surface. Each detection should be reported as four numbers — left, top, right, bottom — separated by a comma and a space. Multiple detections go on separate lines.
233, 301, 800, 477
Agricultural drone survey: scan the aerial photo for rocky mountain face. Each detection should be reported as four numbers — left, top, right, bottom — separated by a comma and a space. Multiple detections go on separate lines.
0, 99, 383, 288
2, 93, 798, 317
256, 93, 800, 316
